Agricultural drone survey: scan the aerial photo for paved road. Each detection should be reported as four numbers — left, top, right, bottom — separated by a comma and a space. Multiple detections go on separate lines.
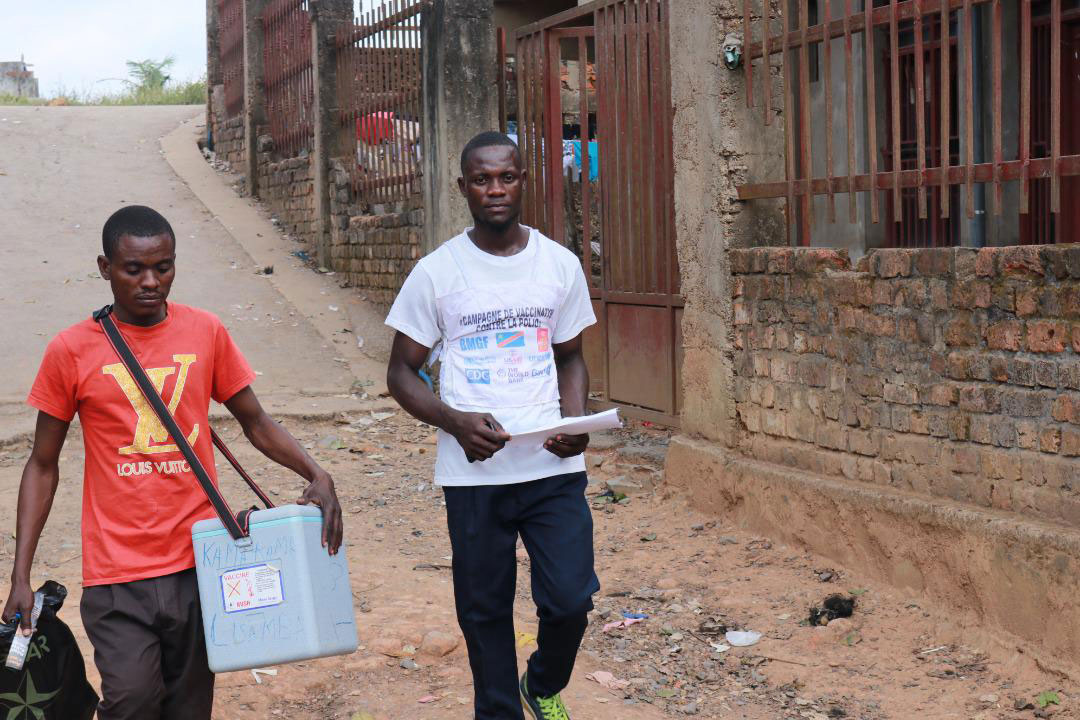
0, 105, 357, 434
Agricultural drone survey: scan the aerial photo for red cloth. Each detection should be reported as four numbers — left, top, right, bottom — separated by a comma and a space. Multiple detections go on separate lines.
357, 111, 394, 144
27, 303, 255, 587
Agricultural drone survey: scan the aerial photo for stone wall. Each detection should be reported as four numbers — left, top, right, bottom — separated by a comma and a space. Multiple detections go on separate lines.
667, 243, 1080, 669
214, 113, 245, 170
730, 245, 1080, 525
328, 159, 423, 306
256, 141, 316, 246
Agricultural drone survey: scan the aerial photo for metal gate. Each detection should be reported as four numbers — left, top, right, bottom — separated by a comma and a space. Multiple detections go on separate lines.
515, 0, 682, 426
883, 16, 960, 247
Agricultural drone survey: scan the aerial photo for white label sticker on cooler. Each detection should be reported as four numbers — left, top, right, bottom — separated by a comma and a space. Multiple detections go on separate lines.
220, 563, 285, 614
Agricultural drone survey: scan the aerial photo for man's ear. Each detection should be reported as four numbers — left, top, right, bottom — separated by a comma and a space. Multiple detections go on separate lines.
96, 255, 111, 281
457, 175, 467, 196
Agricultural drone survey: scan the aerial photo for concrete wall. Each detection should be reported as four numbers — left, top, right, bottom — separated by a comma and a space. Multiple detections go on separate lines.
0, 62, 38, 99
669, 0, 786, 444
421, 0, 499, 253
495, 0, 577, 50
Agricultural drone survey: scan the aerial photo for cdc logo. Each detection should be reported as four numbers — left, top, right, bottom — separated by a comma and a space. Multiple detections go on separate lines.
466, 369, 491, 385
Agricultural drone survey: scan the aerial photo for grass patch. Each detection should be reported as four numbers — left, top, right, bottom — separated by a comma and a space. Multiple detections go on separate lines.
98, 79, 206, 106
0, 78, 206, 107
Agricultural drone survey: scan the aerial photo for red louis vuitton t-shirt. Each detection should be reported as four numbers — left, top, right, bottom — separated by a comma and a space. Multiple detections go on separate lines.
27, 303, 256, 587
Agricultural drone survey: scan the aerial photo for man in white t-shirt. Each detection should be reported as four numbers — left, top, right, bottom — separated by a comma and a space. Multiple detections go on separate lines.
386, 131, 599, 720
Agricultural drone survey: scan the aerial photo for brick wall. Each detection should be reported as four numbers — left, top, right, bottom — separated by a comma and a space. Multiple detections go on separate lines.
256, 140, 316, 246
208, 88, 245, 171
328, 159, 423, 306
731, 245, 1080, 525
214, 115, 245, 169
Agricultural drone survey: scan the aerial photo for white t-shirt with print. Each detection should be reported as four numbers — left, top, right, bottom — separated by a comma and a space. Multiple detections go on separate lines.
386, 227, 597, 486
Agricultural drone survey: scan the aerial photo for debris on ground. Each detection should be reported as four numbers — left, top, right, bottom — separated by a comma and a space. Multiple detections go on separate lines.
585, 670, 630, 692
1037, 690, 1062, 708
602, 617, 645, 632
725, 630, 762, 647
250, 667, 278, 684
808, 594, 857, 626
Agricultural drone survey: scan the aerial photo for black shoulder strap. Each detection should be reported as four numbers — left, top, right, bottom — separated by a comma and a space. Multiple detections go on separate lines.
211, 428, 275, 509
93, 305, 273, 540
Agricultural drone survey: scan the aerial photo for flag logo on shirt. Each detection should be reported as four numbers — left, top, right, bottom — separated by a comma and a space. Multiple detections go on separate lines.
537, 328, 550, 352
496, 331, 526, 348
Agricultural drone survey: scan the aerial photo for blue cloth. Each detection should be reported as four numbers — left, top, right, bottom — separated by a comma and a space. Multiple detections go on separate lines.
572, 141, 599, 181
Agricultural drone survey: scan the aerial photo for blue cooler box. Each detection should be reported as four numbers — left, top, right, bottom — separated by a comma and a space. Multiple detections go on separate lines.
191, 504, 358, 673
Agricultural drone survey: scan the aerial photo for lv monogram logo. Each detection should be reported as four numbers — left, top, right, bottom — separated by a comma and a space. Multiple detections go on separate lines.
102, 354, 200, 455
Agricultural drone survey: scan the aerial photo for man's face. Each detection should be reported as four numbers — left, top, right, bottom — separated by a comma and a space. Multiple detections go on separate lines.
97, 233, 176, 323
457, 145, 526, 231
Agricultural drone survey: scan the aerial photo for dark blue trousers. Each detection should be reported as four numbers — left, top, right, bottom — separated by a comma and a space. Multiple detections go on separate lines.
444, 472, 600, 720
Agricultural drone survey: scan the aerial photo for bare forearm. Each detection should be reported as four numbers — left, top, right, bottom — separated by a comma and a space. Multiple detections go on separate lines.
244, 415, 328, 483
387, 363, 458, 432
556, 354, 589, 417
12, 462, 59, 583
224, 387, 343, 552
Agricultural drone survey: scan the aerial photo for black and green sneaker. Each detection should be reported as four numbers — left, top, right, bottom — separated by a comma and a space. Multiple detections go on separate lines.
520, 672, 571, 720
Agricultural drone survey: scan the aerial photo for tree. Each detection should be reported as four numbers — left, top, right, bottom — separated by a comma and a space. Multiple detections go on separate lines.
125, 57, 175, 92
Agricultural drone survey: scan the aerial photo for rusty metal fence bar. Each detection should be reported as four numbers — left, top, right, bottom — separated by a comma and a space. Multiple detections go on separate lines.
515, 0, 682, 425
263, 0, 314, 159
497, 27, 508, 134
517, 32, 545, 232
335, 0, 428, 204
219, 0, 245, 119
499, 38, 518, 138
737, 0, 1080, 245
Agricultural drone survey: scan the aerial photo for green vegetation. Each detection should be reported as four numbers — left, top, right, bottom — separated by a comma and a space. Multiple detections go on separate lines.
98, 77, 206, 106
0, 94, 45, 106
0, 56, 205, 106
126, 57, 174, 92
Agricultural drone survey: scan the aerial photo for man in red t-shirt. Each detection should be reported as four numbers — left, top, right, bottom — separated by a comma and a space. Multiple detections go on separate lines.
3, 206, 344, 720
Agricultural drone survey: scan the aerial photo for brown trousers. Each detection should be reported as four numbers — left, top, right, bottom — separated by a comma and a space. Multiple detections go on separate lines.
80, 568, 214, 720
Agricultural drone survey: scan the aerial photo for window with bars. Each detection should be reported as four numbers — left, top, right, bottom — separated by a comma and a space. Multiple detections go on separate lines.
736, 0, 1080, 248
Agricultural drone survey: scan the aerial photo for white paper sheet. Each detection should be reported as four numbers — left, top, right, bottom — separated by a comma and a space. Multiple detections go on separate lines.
507, 408, 622, 447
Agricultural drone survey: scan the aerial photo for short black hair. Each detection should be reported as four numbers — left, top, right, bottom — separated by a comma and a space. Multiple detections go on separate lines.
102, 205, 176, 259
460, 131, 521, 175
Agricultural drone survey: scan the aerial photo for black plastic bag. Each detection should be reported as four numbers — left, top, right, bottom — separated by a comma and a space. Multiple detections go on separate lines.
0, 581, 97, 720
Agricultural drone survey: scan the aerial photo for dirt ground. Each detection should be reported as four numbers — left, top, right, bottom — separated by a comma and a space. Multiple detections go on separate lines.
0, 411, 1072, 720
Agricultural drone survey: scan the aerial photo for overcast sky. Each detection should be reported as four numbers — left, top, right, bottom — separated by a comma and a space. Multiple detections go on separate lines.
1, 1, 376, 99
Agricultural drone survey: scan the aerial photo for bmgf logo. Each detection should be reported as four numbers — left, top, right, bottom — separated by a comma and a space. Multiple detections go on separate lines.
466, 369, 491, 384
460, 336, 490, 352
